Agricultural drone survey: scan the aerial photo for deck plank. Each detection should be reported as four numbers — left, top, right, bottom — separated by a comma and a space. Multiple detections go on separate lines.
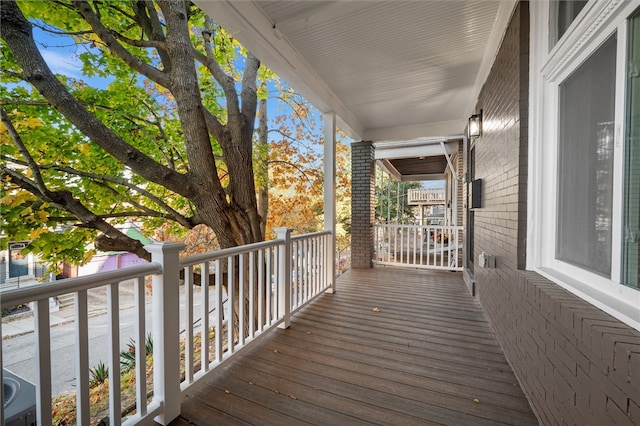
173, 267, 539, 426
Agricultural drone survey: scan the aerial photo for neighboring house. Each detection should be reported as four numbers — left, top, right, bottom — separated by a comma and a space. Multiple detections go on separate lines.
0, 242, 46, 287
77, 224, 152, 276
207, 1, 640, 424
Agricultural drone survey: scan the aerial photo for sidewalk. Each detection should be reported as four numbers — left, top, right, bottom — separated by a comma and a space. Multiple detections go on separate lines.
2, 280, 135, 339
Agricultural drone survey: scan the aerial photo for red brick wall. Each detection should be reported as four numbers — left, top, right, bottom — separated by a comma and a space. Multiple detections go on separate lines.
472, 2, 640, 424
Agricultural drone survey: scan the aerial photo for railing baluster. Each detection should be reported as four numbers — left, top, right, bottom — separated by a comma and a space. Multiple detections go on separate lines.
108, 282, 122, 425
272, 248, 279, 318
214, 259, 223, 363
266, 247, 272, 325
184, 265, 194, 384
227, 255, 235, 354
75, 290, 90, 425
134, 276, 147, 417
35, 298, 52, 426
313, 237, 318, 294
239, 253, 245, 346
258, 249, 264, 332
201, 262, 210, 370
249, 251, 256, 338
292, 240, 298, 308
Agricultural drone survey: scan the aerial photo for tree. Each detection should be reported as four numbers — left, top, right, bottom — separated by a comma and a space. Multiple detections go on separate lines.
375, 173, 422, 224
0, 0, 264, 264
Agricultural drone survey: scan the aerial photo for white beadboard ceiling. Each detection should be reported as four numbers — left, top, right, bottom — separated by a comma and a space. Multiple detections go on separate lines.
196, 0, 517, 143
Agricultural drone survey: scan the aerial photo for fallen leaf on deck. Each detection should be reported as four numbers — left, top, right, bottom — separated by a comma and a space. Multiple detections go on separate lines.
289, 395, 297, 400
473, 398, 480, 403
372, 307, 380, 312
225, 390, 230, 394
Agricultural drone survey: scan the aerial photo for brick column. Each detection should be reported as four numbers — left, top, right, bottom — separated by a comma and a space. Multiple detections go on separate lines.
351, 141, 375, 268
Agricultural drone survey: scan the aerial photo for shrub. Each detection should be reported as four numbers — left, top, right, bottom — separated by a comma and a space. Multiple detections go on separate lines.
89, 361, 108, 387
120, 333, 153, 373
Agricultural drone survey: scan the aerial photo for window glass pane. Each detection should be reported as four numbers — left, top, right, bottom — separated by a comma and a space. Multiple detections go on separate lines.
550, 1, 588, 47
624, 11, 640, 290
557, 34, 616, 277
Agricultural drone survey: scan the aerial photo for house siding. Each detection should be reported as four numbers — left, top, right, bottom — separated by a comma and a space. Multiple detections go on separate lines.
472, 2, 640, 425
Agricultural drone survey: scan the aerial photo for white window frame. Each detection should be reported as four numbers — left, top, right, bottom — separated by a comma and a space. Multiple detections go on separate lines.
528, 0, 640, 331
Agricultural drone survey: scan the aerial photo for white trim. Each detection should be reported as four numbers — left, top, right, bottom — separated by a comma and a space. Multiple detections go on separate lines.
529, 0, 640, 332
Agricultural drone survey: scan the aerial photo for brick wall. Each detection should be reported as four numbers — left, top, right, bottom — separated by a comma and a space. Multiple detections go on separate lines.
351, 141, 375, 268
472, 2, 640, 425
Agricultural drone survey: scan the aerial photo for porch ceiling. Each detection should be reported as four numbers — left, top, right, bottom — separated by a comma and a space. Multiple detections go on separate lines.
196, 0, 516, 144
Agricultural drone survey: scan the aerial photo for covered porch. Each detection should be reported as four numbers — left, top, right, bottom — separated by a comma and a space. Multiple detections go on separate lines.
172, 267, 537, 425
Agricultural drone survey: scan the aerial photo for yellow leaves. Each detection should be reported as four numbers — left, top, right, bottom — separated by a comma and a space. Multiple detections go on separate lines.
78, 143, 92, 156
36, 209, 49, 222
372, 307, 380, 313
473, 398, 480, 404
83, 249, 97, 265
1, 191, 33, 207
15, 117, 42, 129
29, 228, 48, 239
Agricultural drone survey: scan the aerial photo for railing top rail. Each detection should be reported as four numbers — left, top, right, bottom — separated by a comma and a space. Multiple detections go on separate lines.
179, 239, 283, 268
0, 262, 162, 308
291, 230, 331, 241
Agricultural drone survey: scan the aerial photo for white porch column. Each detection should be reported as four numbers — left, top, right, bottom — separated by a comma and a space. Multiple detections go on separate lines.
324, 112, 337, 293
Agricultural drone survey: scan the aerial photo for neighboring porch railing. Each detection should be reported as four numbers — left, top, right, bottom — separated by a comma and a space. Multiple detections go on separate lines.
0, 229, 333, 426
407, 188, 445, 205
374, 223, 463, 271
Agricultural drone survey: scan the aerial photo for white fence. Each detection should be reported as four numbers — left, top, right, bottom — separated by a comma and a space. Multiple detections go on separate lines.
374, 223, 463, 271
0, 228, 333, 426
407, 188, 445, 205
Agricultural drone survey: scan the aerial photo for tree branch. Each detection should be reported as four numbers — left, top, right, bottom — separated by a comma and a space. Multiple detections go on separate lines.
0, 0, 195, 200
74, 1, 170, 86
131, 0, 171, 71
200, 17, 239, 116
1, 165, 151, 260
0, 108, 48, 194
111, 30, 165, 49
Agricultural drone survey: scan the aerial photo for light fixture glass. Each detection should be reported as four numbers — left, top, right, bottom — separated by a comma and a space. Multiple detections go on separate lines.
468, 111, 482, 138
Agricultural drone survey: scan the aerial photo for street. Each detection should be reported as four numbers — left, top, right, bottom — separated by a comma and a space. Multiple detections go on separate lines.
2, 282, 218, 396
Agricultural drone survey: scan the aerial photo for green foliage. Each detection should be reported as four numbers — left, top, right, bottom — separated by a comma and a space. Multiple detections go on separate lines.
89, 361, 109, 387
120, 333, 153, 373
375, 176, 422, 224
1, 0, 242, 263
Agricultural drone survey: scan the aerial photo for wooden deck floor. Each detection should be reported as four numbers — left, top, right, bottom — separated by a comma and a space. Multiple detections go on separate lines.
171, 267, 539, 426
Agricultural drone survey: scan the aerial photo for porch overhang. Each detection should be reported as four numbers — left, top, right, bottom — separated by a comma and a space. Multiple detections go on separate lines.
196, 0, 517, 144
375, 138, 461, 181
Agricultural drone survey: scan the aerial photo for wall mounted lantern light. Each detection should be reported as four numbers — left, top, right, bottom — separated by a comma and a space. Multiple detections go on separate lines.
468, 110, 482, 139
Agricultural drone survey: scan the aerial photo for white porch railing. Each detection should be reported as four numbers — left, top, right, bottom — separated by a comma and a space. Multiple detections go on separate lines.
0, 229, 332, 426
407, 188, 445, 205
374, 223, 463, 271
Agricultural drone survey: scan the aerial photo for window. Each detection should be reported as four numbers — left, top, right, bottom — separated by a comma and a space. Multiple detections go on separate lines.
529, 1, 640, 331
624, 10, 640, 289
550, 0, 588, 47
557, 34, 616, 277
